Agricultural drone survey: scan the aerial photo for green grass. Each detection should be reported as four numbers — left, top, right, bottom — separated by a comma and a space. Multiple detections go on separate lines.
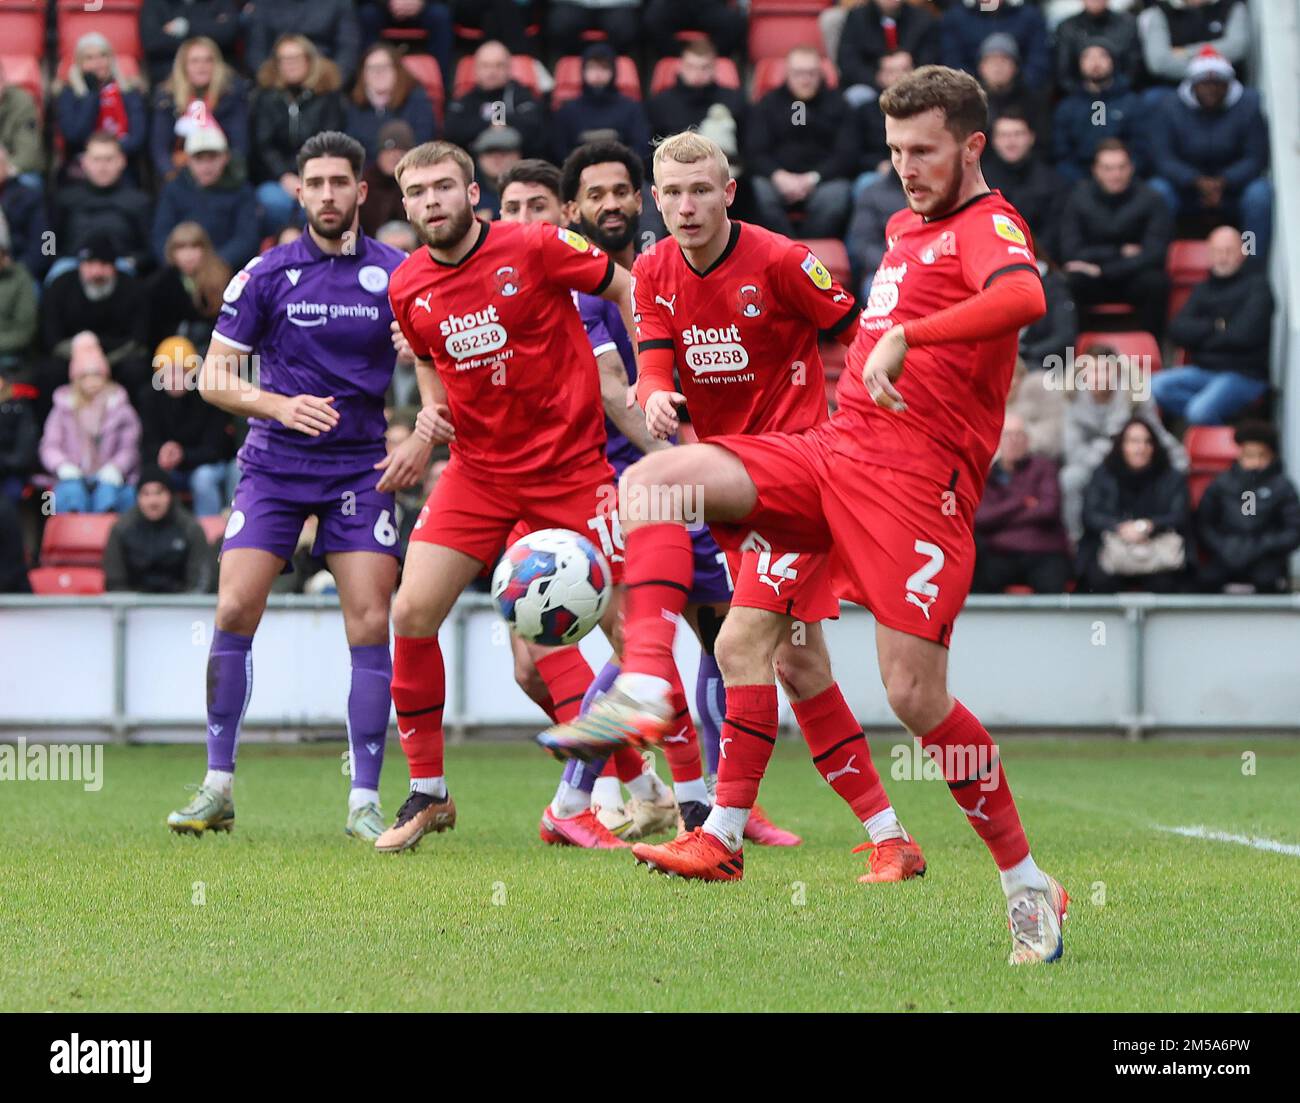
2, 738, 1298, 1011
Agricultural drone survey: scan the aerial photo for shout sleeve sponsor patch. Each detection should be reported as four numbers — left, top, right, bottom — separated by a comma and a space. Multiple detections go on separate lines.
557, 227, 591, 252
801, 251, 832, 290
992, 213, 1026, 246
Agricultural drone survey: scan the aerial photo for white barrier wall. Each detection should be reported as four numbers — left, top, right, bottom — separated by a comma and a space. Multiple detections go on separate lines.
3, 594, 1299, 738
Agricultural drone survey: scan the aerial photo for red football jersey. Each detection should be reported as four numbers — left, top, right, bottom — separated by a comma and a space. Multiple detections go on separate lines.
389, 219, 616, 480
631, 221, 859, 438
833, 191, 1038, 505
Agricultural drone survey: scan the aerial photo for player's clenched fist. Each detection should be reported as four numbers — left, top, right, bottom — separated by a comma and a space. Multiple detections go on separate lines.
645, 390, 687, 440
275, 394, 339, 437
862, 325, 909, 413
415, 402, 455, 444
374, 432, 434, 493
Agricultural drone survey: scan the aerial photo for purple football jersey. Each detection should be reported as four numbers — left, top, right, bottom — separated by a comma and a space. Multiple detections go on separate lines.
213, 231, 408, 474
577, 292, 641, 477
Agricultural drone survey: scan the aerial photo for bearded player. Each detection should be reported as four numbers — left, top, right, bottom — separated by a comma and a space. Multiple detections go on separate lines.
167, 132, 424, 841
540, 130, 926, 883
375, 140, 639, 853
542, 68, 1069, 965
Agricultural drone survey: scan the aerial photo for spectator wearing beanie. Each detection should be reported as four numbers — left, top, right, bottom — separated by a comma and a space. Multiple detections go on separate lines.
346, 43, 437, 167
149, 35, 250, 183
977, 33, 1050, 144
1053, 38, 1145, 185
153, 123, 260, 271
104, 462, 212, 593
361, 122, 417, 237
140, 1, 242, 86
551, 44, 650, 165
1148, 48, 1271, 260
55, 33, 148, 168
1055, 0, 1141, 89
39, 333, 141, 514
1197, 422, 1300, 594
973, 414, 1072, 594
1152, 224, 1272, 426
940, 0, 1051, 92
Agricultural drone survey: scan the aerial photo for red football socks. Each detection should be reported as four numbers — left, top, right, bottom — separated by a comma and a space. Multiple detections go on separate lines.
391, 635, 446, 779
661, 667, 703, 783
795, 683, 890, 821
534, 646, 594, 724
920, 699, 1030, 869
619, 523, 694, 683
714, 684, 779, 809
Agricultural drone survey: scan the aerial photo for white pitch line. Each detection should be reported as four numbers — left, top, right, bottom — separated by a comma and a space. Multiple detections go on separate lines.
1154, 824, 1300, 857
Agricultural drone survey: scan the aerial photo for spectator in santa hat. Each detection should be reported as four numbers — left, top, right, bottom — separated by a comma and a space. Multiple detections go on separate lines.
1148, 47, 1271, 259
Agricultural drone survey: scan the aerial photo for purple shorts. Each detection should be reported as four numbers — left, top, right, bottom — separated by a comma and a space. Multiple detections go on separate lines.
688, 524, 733, 606
221, 462, 400, 564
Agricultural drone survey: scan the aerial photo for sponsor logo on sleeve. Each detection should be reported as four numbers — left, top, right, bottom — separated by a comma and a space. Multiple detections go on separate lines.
222, 269, 251, 303
801, 251, 833, 290
557, 227, 590, 252
992, 213, 1027, 246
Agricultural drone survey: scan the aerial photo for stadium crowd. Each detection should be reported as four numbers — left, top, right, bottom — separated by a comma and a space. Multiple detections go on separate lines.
0, 0, 1292, 599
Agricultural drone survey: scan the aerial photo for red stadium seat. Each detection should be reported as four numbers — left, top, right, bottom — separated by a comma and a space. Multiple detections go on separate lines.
649, 56, 741, 96
0, 2, 45, 60
401, 53, 445, 127
28, 566, 107, 595
58, 1, 142, 69
551, 54, 641, 110
452, 54, 538, 98
797, 238, 851, 289
1166, 238, 1211, 321
750, 55, 838, 100
0, 54, 44, 118
40, 513, 118, 567
1185, 426, 1239, 508
751, 0, 831, 9
1075, 330, 1162, 374
199, 515, 228, 545
748, 14, 825, 64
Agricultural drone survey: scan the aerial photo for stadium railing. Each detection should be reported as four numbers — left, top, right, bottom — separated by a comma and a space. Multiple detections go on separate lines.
3, 591, 1300, 741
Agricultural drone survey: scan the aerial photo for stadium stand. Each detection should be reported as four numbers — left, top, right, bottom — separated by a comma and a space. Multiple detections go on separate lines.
551, 53, 642, 108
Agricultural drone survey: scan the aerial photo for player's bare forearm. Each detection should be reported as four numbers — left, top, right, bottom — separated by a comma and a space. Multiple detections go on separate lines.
597, 350, 664, 455
413, 356, 445, 410
199, 337, 283, 421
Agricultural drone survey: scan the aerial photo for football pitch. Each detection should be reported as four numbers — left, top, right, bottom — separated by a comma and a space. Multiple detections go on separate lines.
3, 738, 1297, 1013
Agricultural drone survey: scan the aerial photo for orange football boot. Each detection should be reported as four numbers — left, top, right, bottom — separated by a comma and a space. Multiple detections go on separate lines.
632, 827, 744, 881
854, 836, 927, 882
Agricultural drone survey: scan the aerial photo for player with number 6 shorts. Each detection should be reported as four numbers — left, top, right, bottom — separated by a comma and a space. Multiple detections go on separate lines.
539, 131, 928, 884
166, 132, 421, 843
376, 140, 642, 853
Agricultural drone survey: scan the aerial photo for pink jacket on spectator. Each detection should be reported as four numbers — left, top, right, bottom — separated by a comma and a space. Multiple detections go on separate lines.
39, 382, 142, 483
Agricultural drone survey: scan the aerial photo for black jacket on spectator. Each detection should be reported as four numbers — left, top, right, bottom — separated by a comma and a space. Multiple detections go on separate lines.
837, 1, 940, 89
0, 178, 49, 278
152, 164, 260, 271
1052, 74, 1146, 182
1197, 459, 1300, 591
250, 86, 348, 183
0, 395, 37, 482
149, 79, 251, 181
140, 0, 243, 84
1079, 458, 1192, 575
1054, 8, 1141, 88
1168, 267, 1272, 381
245, 0, 362, 84
135, 383, 234, 474
853, 98, 891, 175
982, 153, 1063, 260
104, 501, 211, 593
444, 82, 548, 160
552, 82, 651, 164
1057, 178, 1173, 282
42, 270, 146, 364
647, 79, 748, 151
143, 266, 220, 355
1020, 265, 1076, 371
748, 85, 858, 180
0, 493, 28, 593
52, 179, 153, 271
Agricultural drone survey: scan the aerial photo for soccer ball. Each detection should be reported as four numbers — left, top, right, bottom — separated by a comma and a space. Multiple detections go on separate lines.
491, 528, 612, 646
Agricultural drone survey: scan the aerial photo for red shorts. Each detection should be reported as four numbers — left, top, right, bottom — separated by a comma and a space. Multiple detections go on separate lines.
709, 423, 976, 646
412, 458, 623, 583
708, 524, 839, 622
